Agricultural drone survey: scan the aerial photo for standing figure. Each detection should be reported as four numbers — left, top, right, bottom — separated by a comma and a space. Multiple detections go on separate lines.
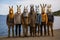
29, 5, 36, 37
35, 5, 41, 36
21, 6, 29, 37
6, 6, 14, 37
14, 5, 21, 37
40, 4, 48, 36
47, 4, 54, 36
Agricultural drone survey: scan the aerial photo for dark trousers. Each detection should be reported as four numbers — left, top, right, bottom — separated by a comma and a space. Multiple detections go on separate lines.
35, 23, 40, 36
40, 22, 46, 36
8, 25, 14, 37
30, 26, 35, 36
47, 22, 53, 36
23, 24, 28, 36
15, 24, 21, 36
30, 26, 33, 36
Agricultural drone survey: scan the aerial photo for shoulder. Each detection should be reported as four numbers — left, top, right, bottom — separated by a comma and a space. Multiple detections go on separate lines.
45, 13, 47, 15
7, 14, 9, 17
21, 13, 23, 15
21, 13, 23, 17
14, 12, 17, 15
29, 12, 30, 14
28, 12, 30, 15
6, 14, 9, 20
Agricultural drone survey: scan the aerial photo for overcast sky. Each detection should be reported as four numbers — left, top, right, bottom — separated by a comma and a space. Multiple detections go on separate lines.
0, 0, 60, 15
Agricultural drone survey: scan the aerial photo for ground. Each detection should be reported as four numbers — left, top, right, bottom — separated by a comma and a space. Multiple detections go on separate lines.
0, 29, 60, 40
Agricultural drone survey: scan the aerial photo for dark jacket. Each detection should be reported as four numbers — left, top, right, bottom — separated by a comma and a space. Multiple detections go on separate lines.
6, 14, 14, 26
47, 13, 54, 22
28, 12, 36, 27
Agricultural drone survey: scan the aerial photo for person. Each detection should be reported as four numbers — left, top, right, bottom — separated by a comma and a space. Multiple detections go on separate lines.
47, 4, 54, 36
21, 6, 29, 37
14, 5, 21, 37
6, 6, 14, 37
35, 5, 41, 36
40, 4, 48, 36
29, 5, 36, 37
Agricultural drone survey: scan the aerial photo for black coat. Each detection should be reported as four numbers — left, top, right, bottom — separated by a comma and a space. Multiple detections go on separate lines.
47, 13, 54, 22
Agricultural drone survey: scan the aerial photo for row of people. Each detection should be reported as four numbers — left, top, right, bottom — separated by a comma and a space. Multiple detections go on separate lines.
6, 4, 54, 37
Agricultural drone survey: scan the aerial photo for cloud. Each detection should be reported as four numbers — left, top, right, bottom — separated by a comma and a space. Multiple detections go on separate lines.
0, 4, 9, 15
0, 0, 60, 15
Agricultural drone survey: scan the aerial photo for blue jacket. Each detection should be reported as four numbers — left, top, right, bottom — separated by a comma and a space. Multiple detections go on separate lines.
35, 13, 41, 24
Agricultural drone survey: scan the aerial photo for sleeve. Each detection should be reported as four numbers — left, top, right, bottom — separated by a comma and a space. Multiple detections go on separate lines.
14, 14, 16, 24
20, 14, 22, 24
46, 14, 48, 24
35, 13, 37, 22
40, 14, 42, 24
21, 13, 24, 24
6, 15, 9, 25
20, 14, 23, 24
52, 15, 54, 23
28, 13, 30, 24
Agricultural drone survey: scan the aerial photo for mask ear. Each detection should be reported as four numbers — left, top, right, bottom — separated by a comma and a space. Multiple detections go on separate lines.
9, 6, 10, 8
19, 5, 21, 7
44, 4, 47, 7
33, 5, 34, 7
47, 4, 51, 8
24, 6, 26, 10
26, 6, 28, 9
40, 4, 42, 8
12, 6, 13, 8
43, 4, 44, 7
43, 4, 47, 8
50, 4, 51, 8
